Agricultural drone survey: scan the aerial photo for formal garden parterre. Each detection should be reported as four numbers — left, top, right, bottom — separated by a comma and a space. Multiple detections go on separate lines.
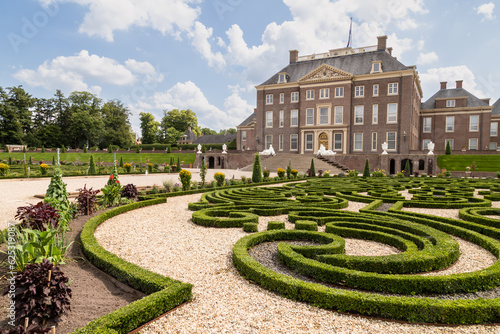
2, 167, 500, 333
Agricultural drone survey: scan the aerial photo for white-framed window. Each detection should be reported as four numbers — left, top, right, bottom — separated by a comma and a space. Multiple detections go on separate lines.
445, 139, 454, 150
446, 100, 455, 107
266, 94, 273, 105
446, 116, 455, 132
320, 88, 329, 99
266, 111, 273, 128
306, 108, 314, 125
423, 117, 431, 132
371, 132, 377, 151
423, 139, 431, 151
290, 109, 298, 127
354, 133, 363, 151
279, 134, 283, 151
334, 106, 343, 124
372, 104, 378, 124
306, 89, 314, 100
373, 84, 379, 97
305, 134, 313, 150
279, 110, 284, 128
278, 73, 287, 83
491, 122, 498, 136
265, 135, 272, 149
371, 61, 382, 73
291, 92, 299, 103
355, 86, 364, 97
354, 105, 364, 124
335, 87, 344, 97
388, 83, 398, 95
387, 132, 397, 150
387, 103, 398, 123
290, 134, 298, 150
279, 93, 284, 104
469, 138, 478, 150
490, 142, 498, 150
242, 131, 247, 141
319, 107, 329, 125
469, 115, 479, 132
334, 133, 342, 150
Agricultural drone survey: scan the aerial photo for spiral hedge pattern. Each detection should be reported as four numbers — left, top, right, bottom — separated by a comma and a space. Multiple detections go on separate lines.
188, 177, 500, 324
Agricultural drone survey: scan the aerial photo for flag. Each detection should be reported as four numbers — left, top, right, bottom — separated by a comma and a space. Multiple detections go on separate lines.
346, 17, 352, 48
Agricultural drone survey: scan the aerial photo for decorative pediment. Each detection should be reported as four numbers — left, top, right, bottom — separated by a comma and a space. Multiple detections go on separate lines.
298, 64, 352, 83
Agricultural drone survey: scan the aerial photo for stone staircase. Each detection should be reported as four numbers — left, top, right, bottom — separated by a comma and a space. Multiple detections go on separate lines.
240, 153, 346, 174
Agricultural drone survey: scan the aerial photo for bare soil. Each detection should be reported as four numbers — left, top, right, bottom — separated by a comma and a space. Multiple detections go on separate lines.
0, 210, 145, 334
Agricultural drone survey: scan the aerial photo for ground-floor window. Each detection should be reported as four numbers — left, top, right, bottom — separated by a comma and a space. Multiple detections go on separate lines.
290, 134, 298, 150
387, 132, 396, 150
334, 133, 342, 150
305, 134, 313, 150
279, 134, 283, 151
265, 135, 272, 149
354, 133, 363, 151
469, 138, 478, 150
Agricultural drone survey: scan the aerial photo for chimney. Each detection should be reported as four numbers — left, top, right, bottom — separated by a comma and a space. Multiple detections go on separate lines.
440, 82, 447, 90
377, 35, 387, 51
289, 50, 299, 63
456, 80, 463, 89
481, 98, 491, 105
387, 47, 393, 56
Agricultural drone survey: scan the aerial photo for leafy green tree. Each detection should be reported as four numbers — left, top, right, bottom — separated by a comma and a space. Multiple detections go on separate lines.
101, 100, 133, 148
252, 153, 262, 183
363, 159, 370, 177
140, 112, 160, 144
164, 127, 181, 146
67, 91, 103, 148
0, 86, 34, 145
218, 128, 237, 135
201, 127, 217, 135
161, 109, 201, 137
445, 141, 452, 155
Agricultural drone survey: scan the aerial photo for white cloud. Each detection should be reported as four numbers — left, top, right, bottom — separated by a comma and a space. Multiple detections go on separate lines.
220, 0, 427, 85
476, 2, 495, 21
188, 22, 226, 69
420, 66, 485, 99
37, 0, 201, 42
417, 51, 439, 65
13, 50, 161, 95
151, 81, 252, 129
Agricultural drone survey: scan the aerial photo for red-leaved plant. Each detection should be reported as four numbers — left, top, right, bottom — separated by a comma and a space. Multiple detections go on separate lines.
3, 260, 72, 324
15, 202, 60, 231
76, 184, 100, 215
121, 183, 138, 199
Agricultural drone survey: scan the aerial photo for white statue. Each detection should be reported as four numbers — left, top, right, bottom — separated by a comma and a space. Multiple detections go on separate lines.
260, 144, 275, 156
427, 141, 435, 155
316, 144, 336, 156
197, 144, 202, 153
222, 143, 227, 154
381, 142, 388, 154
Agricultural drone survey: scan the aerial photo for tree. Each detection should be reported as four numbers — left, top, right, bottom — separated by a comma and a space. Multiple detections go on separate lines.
176, 157, 181, 171
0, 86, 34, 145
252, 153, 262, 183
201, 127, 217, 135
89, 155, 96, 175
445, 141, 452, 155
67, 91, 103, 148
310, 159, 316, 177
218, 128, 237, 135
101, 100, 134, 148
160, 109, 201, 138
363, 159, 370, 177
140, 112, 160, 144
164, 127, 181, 146
404, 159, 411, 177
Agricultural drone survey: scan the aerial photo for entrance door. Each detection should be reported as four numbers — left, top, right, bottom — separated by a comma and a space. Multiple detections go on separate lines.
208, 157, 215, 169
318, 133, 328, 150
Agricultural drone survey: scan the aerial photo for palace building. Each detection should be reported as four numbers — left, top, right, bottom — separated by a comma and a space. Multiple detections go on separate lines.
237, 36, 499, 159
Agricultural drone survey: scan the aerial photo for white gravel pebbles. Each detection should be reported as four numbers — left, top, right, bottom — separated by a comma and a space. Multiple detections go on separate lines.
94, 189, 500, 334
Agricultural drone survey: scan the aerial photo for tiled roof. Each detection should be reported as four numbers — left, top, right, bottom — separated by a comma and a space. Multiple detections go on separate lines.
238, 113, 256, 127
421, 88, 490, 110
260, 50, 409, 86
193, 134, 237, 144
493, 98, 500, 116
179, 128, 197, 142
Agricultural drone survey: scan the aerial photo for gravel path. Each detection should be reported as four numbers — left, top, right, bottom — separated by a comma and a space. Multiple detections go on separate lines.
94, 192, 500, 333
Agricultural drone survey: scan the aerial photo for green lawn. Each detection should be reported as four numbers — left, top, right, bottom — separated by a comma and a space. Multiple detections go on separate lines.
0, 152, 196, 165
437, 154, 500, 172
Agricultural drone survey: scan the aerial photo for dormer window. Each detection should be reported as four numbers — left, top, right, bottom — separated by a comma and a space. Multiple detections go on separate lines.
446, 99, 456, 107
278, 73, 288, 84
371, 61, 382, 73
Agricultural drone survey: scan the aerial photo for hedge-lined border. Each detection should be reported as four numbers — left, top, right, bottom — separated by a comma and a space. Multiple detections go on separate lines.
72, 198, 192, 333
233, 230, 500, 324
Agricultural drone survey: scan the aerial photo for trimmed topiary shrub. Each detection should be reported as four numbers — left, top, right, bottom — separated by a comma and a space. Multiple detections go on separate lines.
267, 221, 285, 230
243, 222, 259, 233
252, 153, 262, 183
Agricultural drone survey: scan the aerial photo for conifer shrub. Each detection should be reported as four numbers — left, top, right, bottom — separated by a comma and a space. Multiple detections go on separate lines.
89, 155, 97, 175
252, 153, 262, 183
310, 159, 316, 177
445, 141, 452, 155
363, 158, 370, 177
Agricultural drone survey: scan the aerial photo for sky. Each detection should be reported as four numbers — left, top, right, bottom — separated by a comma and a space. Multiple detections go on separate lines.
1, 0, 499, 136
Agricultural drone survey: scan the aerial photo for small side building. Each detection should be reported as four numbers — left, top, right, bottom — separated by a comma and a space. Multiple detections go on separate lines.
177, 127, 198, 145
